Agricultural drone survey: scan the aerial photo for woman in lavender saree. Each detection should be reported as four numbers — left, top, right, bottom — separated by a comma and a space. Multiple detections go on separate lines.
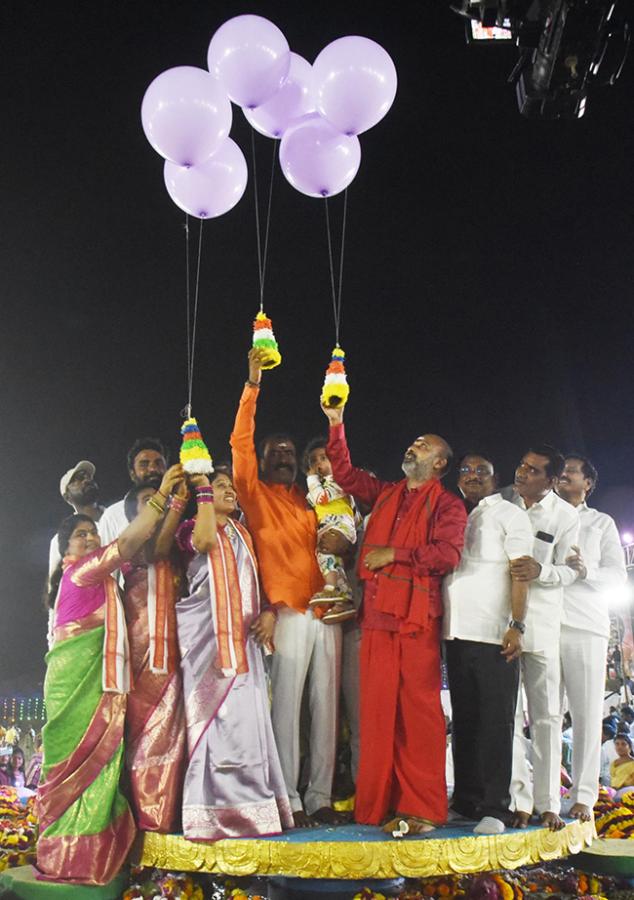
37, 466, 181, 885
159, 470, 293, 840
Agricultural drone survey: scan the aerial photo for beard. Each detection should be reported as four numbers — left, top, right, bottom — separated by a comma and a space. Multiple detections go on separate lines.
401, 457, 433, 482
140, 473, 162, 489
69, 481, 99, 506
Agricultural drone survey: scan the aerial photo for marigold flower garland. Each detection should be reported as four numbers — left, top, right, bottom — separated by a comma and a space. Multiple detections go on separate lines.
252, 311, 281, 369
321, 345, 350, 409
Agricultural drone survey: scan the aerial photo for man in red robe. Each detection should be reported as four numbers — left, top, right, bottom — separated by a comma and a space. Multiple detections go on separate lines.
322, 403, 467, 834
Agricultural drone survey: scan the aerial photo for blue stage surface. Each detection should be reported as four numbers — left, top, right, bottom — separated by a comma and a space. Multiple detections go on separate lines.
133, 819, 596, 879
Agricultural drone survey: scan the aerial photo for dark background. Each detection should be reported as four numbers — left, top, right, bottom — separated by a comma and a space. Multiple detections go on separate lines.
2, 1, 633, 688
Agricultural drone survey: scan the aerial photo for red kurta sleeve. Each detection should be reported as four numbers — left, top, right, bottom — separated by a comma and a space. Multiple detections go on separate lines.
326, 423, 391, 509
392, 491, 467, 576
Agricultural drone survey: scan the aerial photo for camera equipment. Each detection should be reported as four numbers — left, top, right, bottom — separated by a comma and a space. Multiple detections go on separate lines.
451, 0, 631, 119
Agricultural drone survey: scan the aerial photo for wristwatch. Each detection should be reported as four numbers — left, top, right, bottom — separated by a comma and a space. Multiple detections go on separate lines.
509, 619, 526, 634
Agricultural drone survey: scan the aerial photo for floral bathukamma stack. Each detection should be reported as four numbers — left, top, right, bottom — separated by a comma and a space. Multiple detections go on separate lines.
252, 311, 281, 369
320, 345, 349, 408
180, 417, 213, 475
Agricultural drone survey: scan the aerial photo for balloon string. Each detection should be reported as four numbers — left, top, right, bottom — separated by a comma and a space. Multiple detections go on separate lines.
250, 130, 276, 313
187, 218, 204, 414
260, 141, 277, 313
324, 189, 348, 347
184, 214, 191, 414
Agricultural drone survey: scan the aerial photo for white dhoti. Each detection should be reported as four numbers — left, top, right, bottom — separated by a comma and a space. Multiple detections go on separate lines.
511, 650, 562, 815
270, 607, 342, 815
560, 624, 608, 808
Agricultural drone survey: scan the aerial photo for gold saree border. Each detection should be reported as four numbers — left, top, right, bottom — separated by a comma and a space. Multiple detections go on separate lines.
133, 819, 596, 879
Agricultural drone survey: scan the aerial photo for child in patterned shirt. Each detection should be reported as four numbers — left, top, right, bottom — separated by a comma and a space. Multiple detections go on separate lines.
303, 438, 357, 624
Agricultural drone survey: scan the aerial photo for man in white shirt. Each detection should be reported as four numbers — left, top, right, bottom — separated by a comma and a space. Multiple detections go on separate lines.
556, 454, 627, 821
504, 445, 580, 831
98, 437, 168, 544
444, 453, 533, 834
48, 461, 104, 578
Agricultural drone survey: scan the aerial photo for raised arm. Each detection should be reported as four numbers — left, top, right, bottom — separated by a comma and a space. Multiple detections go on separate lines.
117, 465, 183, 561
73, 466, 183, 585
230, 348, 269, 496
322, 404, 388, 509
189, 475, 217, 554
152, 474, 190, 560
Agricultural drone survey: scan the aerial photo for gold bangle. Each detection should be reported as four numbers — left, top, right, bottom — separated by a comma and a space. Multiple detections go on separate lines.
147, 496, 165, 516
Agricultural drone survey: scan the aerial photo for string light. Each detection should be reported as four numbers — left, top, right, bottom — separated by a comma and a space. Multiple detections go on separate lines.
0, 697, 47, 724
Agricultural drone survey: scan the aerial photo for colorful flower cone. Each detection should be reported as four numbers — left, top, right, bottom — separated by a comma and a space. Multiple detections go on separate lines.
321, 345, 350, 408
253, 310, 281, 370
180, 417, 213, 474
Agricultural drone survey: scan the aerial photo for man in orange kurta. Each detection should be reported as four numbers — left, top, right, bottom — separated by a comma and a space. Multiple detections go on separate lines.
230, 348, 346, 826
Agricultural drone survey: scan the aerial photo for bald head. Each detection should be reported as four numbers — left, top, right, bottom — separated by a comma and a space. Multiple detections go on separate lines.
402, 433, 453, 484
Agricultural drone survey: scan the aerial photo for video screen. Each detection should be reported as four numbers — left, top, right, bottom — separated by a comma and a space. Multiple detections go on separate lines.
468, 18, 513, 41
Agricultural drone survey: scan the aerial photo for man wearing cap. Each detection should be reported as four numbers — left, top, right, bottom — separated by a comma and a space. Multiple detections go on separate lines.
98, 438, 167, 544
48, 461, 104, 578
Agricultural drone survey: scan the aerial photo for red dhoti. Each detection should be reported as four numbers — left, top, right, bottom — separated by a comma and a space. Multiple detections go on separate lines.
354, 620, 447, 825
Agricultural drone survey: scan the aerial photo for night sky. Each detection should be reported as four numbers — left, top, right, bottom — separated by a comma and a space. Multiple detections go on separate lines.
3, 1, 633, 688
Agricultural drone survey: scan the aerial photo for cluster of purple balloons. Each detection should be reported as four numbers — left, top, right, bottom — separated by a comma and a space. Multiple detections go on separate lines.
141, 14, 397, 217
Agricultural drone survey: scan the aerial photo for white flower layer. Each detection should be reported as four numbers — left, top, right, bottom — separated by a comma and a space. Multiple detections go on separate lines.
324, 373, 348, 384
253, 327, 274, 342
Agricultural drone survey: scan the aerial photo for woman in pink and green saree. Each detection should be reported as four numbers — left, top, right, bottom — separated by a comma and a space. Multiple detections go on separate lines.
36, 465, 182, 886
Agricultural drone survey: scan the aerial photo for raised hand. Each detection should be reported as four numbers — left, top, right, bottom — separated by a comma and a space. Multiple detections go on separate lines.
320, 401, 344, 426
187, 473, 211, 489
248, 347, 268, 386
159, 464, 185, 497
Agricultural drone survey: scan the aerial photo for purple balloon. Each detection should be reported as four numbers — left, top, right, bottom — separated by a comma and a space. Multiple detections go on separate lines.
243, 53, 315, 139
207, 15, 290, 109
141, 66, 232, 166
313, 36, 397, 135
163, 138, 248, 219
279, 114, 361, 198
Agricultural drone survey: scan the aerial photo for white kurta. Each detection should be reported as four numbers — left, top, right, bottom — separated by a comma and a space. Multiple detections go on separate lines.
443, 492, 533, 644
98, 499, 128, 544
503, 488, 580, 815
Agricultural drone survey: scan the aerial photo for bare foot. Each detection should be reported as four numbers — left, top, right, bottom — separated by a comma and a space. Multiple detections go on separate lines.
541, 810, 565, 831
382, 815, 436, 836
511, 810, 531, 829
311, 806, 350, 825
570, 802, 592, 822
292, 810, 318, 829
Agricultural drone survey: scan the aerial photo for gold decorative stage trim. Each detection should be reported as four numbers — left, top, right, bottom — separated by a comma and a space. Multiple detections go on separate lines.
133, 820, 596, 880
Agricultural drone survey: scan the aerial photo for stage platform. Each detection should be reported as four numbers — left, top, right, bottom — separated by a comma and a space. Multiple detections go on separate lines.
132, 819, 596, 880
575, 837, 634, 877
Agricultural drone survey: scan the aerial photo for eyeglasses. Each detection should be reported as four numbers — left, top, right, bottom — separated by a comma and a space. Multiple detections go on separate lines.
459, 465, 494, 477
